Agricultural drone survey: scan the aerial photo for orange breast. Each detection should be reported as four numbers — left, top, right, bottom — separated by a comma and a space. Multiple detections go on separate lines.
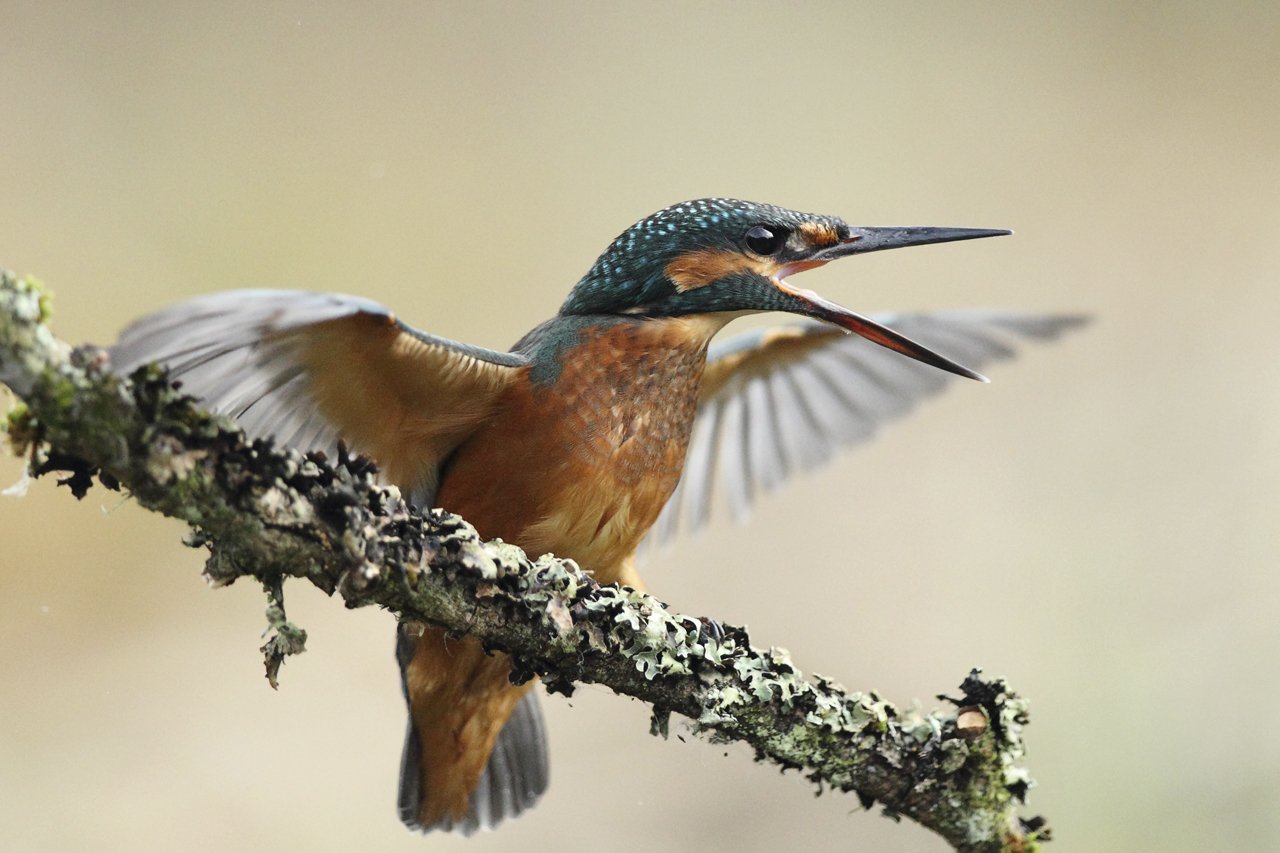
434, 316, 714, 583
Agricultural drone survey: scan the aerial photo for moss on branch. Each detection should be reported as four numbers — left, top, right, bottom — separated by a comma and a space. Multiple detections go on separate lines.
0, 270, 1045, 851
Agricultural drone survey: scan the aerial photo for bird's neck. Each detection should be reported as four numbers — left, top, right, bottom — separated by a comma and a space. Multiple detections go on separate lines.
517, 312, 738, 387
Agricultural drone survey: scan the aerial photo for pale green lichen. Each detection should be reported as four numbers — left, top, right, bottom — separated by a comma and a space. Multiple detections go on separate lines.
0, 272, 70, 399
255, 483, 315, 526
998, 695, 1034, 794
439, 521, 523, 580
260, 585, 308, 689
903, 709, 944, 744
3, 401, 34, 452
940, 738, 970, 773
144, 434, 209, 485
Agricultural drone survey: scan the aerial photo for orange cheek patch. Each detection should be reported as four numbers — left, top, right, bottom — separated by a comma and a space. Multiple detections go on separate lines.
797, 221, 840, 248
665, 249, 770, 292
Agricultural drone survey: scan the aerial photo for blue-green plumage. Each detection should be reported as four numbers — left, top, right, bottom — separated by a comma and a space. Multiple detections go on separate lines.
560, 198, 848, 316
514, 315, 598, 386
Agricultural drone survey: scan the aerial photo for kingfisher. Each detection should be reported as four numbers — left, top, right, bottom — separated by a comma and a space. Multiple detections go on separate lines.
110, 198, 1079, 835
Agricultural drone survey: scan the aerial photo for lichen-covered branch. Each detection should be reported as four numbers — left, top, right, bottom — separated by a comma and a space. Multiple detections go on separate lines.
0, 270, 1046, 852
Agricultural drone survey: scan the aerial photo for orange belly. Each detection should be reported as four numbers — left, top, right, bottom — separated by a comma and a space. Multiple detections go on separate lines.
437, 316, 710, 581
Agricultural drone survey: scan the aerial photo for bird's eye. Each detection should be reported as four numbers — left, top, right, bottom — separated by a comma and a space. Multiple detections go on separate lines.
744, 224, 787, 256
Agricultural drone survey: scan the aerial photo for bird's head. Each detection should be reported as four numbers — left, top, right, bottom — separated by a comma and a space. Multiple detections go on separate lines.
560, 198, 1009, 380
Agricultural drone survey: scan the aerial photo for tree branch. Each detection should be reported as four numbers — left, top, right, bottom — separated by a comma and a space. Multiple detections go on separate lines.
0, 270, 1046, 852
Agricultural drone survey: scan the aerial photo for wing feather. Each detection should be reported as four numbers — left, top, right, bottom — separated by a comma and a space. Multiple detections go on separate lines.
681, 396, 722, 533
717, 390, 752, 524
112, 290, 527, 504
645, 311, 1087, 548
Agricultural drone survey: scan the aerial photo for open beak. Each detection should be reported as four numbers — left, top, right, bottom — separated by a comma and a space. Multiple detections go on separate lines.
775, 226, 1011, 382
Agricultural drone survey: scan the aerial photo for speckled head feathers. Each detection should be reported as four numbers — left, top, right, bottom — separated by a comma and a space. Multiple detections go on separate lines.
555, 198, 1010, 381
560, 198, 849, 316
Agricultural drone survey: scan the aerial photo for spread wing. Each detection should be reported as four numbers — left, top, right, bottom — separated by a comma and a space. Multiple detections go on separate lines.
111, 290, 528, 505
645, 311, 1087, 548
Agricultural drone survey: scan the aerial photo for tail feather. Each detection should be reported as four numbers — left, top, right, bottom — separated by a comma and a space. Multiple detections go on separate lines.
396, 624, 549, 834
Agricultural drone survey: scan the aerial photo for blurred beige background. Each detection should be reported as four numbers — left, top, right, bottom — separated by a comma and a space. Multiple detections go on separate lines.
2, 2, 1278, 850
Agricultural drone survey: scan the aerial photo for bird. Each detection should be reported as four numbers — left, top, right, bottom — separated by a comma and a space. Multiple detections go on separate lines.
110, 197, 1082, 836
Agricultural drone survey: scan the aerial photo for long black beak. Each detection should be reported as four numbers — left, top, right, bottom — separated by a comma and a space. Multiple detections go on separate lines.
776, 226, 1011, 382
813, 226, 1011, 261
